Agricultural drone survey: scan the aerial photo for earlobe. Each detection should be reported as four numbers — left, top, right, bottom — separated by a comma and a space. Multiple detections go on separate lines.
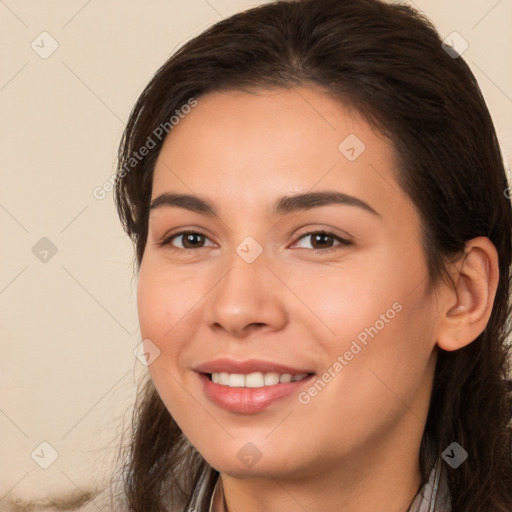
436, 237, 499, 352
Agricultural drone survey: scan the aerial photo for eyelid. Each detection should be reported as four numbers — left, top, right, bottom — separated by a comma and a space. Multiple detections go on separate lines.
289, 230, 353, 252
156, 227, 353, 252
156, 228, 214, 249
292, 225, 354, 244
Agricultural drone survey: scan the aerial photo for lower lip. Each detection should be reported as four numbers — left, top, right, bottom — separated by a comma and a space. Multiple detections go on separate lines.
198, 373, 314, 413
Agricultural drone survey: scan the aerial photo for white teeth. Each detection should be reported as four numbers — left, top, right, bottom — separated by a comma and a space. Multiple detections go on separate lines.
209, 371, 309, 387
228, 373, 246, 387
245, 372, 264, 388
264, 372, 280, 386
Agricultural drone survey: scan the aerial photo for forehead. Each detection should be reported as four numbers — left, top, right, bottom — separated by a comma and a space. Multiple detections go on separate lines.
151, 86, 406, 218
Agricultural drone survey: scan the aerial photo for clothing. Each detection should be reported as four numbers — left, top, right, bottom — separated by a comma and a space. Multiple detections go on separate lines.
186, 456, 451, 512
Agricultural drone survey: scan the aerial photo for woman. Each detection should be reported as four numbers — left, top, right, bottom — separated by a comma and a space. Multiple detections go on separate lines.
92, 0, 512, 510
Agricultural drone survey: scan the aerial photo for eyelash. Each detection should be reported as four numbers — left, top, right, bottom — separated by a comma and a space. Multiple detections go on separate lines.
157, 229, 352, 254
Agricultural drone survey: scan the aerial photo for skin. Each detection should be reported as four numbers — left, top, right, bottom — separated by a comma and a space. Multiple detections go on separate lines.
137, 86, 498, 512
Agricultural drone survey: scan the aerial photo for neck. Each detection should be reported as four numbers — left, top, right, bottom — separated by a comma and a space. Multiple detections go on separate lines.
217, 420, 425, 512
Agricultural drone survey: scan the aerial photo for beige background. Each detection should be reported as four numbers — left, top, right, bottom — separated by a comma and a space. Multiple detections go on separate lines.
1, 0, 511, 505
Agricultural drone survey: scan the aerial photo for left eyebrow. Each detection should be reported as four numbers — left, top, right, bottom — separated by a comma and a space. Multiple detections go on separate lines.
149, 190, 381, 217
273, 191, 380, 217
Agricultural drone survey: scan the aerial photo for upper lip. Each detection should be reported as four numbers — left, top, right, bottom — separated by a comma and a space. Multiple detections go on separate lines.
195, 358, 314, 375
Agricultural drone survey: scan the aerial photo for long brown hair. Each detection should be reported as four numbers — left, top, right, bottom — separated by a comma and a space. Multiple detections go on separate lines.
111, 0, 512, 510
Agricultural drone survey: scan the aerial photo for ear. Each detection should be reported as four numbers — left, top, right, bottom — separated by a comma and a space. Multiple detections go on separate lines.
436, 236, 499, 352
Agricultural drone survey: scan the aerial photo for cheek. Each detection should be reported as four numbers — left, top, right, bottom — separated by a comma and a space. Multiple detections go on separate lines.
136, 265, 191, 388
136, 259, 202, 346
307, 248, 434, 408
137, 277, 168, 338
321, 284, 435, 428
299, 259, 397, 348
136, 266, 203, 423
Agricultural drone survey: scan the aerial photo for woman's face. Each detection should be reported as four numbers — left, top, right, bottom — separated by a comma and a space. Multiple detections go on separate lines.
137, 86, 439, 480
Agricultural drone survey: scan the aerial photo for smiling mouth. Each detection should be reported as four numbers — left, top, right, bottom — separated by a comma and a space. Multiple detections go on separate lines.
206, 371, 313, 388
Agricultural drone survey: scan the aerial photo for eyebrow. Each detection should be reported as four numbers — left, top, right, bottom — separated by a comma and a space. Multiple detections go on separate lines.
149, 191, 381, 217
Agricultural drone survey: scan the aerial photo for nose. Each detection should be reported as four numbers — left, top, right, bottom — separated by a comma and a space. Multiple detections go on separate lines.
203, 249, 288, 338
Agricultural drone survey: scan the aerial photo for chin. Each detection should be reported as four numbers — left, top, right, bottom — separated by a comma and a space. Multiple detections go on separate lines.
199, 441, 304, 479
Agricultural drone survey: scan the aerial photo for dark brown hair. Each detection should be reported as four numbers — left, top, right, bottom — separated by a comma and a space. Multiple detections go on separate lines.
110, 0, 512, 510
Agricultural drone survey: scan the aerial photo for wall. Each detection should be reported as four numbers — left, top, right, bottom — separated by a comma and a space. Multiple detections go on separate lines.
1, 0, 510, 506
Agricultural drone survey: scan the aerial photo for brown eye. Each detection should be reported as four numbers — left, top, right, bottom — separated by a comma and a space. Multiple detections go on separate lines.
157, 229, 351, 253
158, 231, 214, 249
293, 231, 352, 253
